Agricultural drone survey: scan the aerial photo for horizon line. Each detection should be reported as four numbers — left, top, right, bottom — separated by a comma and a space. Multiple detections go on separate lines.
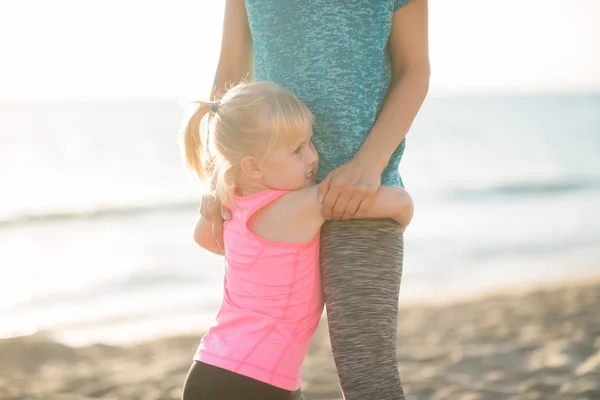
1, 88, 599, 105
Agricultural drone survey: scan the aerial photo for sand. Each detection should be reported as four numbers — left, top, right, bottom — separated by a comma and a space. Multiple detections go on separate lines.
1, 278, 599, 400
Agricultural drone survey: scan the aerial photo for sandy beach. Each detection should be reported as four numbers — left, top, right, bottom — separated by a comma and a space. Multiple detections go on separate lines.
2, 277, 599, 400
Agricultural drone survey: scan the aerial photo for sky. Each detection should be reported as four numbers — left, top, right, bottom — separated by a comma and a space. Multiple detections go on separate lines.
0, 0, 598, 101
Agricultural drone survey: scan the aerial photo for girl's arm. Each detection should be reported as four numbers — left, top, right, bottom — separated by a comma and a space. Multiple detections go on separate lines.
194, 216, 225, 255
297, 185, 414, 228
253, 186, 414, 243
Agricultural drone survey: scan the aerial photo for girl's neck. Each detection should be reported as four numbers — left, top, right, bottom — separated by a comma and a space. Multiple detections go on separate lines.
236, 178, 271, 197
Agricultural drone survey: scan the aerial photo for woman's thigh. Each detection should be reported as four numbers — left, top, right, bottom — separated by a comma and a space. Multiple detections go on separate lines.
321, 218, 404, 318
182, 361, 292, 400
320, 218, 405, 398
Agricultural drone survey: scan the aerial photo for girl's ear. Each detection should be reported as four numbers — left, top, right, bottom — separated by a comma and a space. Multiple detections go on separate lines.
240, 155, 262, 180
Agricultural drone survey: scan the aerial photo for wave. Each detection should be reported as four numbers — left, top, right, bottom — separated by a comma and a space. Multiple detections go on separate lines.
3, 178, 598, 227
0, 200, 200, 228
11, 270, 204, 310
449, 178, 600, 199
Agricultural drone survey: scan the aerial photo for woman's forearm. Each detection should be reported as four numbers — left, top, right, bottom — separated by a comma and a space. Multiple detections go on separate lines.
211, 60, 253, 99
356, 69, 430, 172
211, 0, 254, 99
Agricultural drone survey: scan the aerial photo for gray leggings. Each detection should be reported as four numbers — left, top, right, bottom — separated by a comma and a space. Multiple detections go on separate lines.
321, 218, 405, 400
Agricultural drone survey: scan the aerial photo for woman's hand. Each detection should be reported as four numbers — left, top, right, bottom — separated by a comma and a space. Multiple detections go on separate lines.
317, 157, 382, 221
199, 193, 231, 251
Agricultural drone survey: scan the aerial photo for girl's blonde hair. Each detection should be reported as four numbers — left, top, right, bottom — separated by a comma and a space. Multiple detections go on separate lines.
181, 81, 314, 205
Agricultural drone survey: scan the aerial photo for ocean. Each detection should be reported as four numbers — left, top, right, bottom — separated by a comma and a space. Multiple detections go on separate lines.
1, 94, 599, 346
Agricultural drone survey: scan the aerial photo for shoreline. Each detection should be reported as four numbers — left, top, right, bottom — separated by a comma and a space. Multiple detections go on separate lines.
2, 276, 600, 399
398, 271, 600, 307
6, 272, 600, 349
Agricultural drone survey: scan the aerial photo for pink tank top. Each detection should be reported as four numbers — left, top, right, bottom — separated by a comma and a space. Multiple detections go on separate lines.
195, 190, 323, 391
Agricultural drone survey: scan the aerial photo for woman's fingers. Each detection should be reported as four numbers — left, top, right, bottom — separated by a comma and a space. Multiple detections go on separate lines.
322, 186, 340, 219
355, 191, 376, 218
317, 174, 332, 204
331, 190, 352, 220
341, 196, 362, 220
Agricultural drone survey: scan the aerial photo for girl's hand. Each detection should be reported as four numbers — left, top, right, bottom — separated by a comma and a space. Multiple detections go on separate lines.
199, 193, 231, 251
317, 158, 382, 220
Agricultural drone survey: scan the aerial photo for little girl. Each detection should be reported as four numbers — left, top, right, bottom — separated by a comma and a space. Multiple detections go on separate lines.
180, 81, 413, 400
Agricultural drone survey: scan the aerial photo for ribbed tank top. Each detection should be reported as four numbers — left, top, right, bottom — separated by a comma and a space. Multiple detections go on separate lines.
195, 189, 323, 391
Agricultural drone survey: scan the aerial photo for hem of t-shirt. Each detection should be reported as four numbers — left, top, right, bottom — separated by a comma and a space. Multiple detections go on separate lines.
394, 0, 412, 11
194, 351, 301, 391
381, 172, 404, 188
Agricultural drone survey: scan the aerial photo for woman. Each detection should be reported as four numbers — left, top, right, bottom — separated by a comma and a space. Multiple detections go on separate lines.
202, 1, 429, 399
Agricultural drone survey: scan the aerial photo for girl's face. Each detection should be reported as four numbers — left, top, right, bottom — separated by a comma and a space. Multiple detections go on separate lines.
257, 128, 319, 191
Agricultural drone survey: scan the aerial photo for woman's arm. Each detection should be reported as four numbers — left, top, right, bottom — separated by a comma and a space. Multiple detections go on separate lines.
211, 0, 254, 98
319, 0, 430, 221
355, 0, 430, 169
202, 0, 254, 250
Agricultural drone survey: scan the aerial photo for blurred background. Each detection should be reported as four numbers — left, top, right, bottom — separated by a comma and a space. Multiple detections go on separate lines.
1, 0, 599, 349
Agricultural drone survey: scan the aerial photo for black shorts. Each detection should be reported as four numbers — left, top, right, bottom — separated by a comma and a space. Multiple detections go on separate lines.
182, 361, 293, 400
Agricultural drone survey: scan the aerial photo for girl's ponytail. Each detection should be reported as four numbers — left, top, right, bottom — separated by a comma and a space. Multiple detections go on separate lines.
181, 101, 214, 186
180, 81, 314, 205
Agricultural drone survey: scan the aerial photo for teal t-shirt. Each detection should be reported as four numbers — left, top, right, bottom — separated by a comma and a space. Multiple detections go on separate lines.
245, 0, 410, 187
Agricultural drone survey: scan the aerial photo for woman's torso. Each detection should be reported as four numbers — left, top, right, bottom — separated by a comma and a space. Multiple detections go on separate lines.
245, 0, 407, 186
195, 190, 323, 391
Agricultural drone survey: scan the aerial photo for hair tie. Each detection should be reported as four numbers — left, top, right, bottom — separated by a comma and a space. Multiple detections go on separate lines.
211, 101, 220, 113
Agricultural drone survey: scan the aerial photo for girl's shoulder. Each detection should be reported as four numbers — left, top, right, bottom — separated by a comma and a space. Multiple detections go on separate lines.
246, 187, 323, 244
